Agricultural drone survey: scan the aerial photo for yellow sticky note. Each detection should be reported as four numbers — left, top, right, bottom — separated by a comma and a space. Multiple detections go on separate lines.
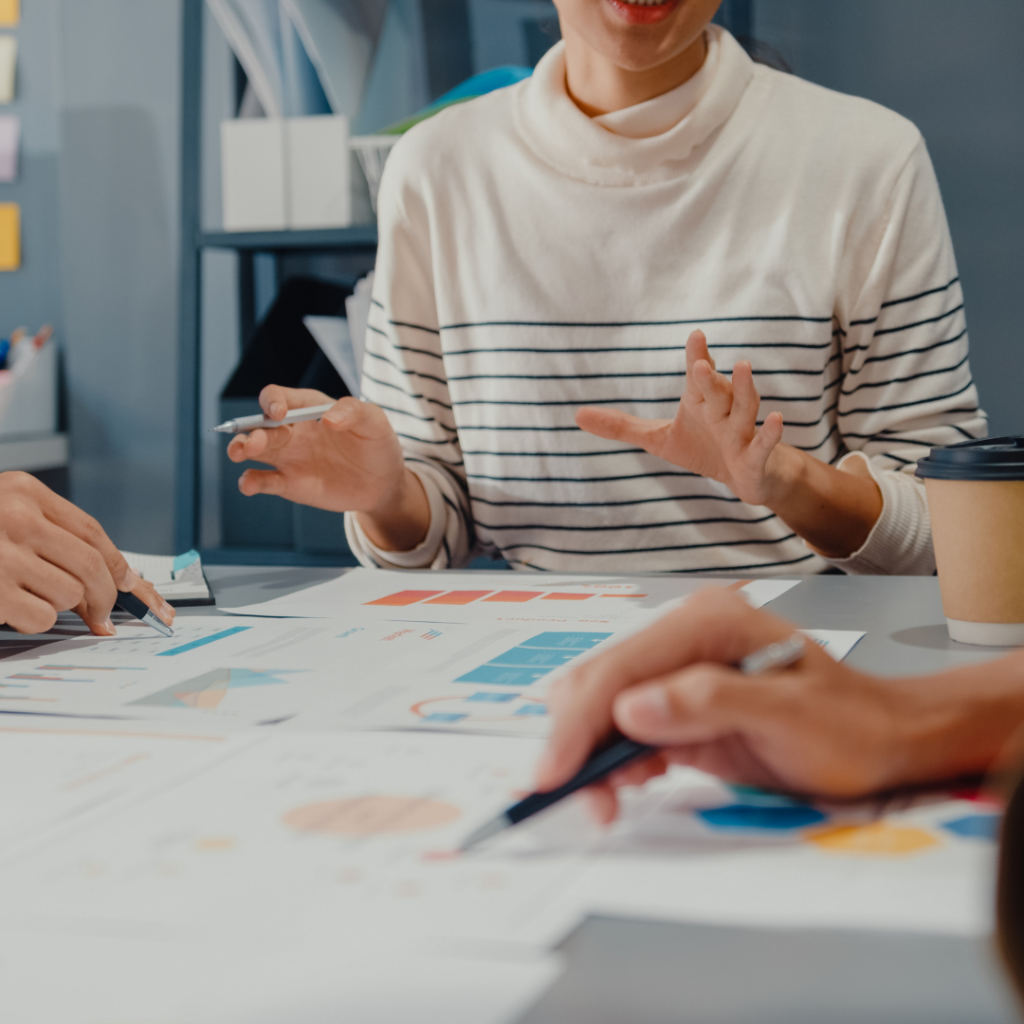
0, 0, 18, 27
0, 202, 21, 270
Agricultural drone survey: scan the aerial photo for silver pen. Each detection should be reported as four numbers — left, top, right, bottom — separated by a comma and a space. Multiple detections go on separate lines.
460, 633, 807, 852
212, 402, 337, 435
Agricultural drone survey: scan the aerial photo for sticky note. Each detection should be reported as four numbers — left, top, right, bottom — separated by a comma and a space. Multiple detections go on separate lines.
0, 1, 19, 26
0, 114, 18, 181
0, 202, 21, 270
0, 35, 15, 104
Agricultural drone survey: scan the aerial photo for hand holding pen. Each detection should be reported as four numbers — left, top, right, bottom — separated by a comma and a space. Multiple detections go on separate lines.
462, 589, 896, 850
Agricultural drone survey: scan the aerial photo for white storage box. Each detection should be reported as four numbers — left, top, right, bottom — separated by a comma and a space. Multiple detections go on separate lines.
0, 338, 58, 439
221, 115, 351, 232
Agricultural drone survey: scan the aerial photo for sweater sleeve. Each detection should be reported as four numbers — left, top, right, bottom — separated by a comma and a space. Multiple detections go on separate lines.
343, 140, 475, 570
828, 138, 988, 576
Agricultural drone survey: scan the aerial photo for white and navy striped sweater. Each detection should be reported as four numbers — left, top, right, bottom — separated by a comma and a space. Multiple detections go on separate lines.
344, 28, 987, 576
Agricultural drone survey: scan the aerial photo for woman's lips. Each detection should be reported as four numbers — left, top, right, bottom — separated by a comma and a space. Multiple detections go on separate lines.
604, 0, 678, 25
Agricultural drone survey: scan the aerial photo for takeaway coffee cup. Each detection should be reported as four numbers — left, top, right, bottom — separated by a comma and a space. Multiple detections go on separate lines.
916, 437, 1024, 646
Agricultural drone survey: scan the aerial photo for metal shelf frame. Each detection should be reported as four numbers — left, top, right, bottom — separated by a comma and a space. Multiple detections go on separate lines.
173, 1, 379, 555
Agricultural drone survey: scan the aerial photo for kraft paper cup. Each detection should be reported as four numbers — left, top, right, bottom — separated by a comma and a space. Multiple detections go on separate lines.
917, 437, 1024, 646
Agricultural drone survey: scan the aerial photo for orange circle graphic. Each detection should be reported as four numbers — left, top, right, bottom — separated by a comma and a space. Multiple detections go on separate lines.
808, 822, 940, 856
283, 796, 461, 835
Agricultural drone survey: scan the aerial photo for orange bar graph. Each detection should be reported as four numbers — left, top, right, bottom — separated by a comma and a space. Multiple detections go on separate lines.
599, 593, 648, 599
366, 590, 444, 607
541, 593, 592, 601
483, 591, 543, 603
423, 590, 493, 605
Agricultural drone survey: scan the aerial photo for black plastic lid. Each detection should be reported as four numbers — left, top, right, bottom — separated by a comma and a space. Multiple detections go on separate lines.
915, 436, 1024, 481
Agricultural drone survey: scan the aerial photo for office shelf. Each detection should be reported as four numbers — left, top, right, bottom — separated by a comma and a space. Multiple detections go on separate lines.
198, 226, 378, 252
0, 433, 69, 473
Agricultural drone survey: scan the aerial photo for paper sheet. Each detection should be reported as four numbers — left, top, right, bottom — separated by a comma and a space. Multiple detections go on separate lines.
801, 628, 866, 661
0, 615, 391, 723
0, 728, 257, 860
221, 567, 800, 621
0, 732, 585, 949
498, 766, 1000, 943
121, 547, 212, 603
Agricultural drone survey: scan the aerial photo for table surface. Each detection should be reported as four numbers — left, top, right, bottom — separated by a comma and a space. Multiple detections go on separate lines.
7, 568, 1021, 1022
200, 565, 1014, 679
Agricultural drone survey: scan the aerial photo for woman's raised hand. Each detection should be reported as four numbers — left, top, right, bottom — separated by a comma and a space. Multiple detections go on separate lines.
226, 386, 431, 551
576, 330, 788, 507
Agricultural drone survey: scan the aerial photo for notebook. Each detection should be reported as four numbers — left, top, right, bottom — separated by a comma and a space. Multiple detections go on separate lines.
120, 549, 213, 606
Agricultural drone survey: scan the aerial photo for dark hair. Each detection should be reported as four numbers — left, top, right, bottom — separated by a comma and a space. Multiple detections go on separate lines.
734, 36, 792, 74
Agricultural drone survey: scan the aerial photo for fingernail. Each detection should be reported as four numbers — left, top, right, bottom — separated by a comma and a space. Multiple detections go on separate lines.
102, 618, 116, 636
122, 568, 140, 590
620, 687, 669, 725
323, 410, 345, 425
270, 402, 285, 418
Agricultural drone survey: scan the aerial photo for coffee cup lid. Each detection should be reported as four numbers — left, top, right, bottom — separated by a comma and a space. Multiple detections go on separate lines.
915, 436, 1024, 481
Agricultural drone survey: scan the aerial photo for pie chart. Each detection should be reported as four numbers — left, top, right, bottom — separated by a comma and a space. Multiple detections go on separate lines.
283, 796, 461, 835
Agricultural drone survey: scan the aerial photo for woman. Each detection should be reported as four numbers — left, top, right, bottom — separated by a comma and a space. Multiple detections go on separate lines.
229, 0, 985, 575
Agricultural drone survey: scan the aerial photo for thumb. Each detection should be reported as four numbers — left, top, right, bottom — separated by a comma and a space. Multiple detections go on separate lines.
749, 411, 785, 475
576, 407, 668, 448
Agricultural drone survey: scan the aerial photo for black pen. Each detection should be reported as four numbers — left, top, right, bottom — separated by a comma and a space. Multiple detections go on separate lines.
459, 633, 807, 852
114, 590, 174, 638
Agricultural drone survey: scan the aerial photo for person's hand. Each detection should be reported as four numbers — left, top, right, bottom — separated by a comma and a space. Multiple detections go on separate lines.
576, 330, 791, 507
0, 472, 176, 636
535, 589, 919, 823
226, 386, 430, 551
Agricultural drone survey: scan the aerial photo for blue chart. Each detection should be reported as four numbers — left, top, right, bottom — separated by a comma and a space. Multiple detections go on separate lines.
455, 632, 612, 687
129, 668, 294, 709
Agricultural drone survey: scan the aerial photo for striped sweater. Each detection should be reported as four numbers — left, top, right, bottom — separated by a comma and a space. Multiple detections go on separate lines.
344, 27, 987, 576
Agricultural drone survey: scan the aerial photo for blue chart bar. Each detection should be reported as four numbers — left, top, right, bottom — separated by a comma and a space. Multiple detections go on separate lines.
518, 632, 612, 650
488, 648, 578, 668
457, 665, 551, 687
455, 631, 614, 686
156, 626, 252, 658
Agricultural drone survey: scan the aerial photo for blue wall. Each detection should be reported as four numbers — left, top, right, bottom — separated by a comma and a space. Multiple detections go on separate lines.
755, 0, 1024, 436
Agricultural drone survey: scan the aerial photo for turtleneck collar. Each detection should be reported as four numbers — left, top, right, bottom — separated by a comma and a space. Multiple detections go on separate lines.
513, 25, 755, 186
593, 30, 719, 139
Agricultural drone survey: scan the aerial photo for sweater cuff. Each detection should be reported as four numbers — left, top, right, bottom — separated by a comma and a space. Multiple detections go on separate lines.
344, 468, 447, 570
824, 452, 936, 576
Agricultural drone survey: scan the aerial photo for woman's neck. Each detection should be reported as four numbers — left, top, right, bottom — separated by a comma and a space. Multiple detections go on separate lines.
562, 29, 708, 116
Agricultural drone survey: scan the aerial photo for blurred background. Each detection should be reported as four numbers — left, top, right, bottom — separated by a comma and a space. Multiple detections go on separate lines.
0, 0, 1019, 559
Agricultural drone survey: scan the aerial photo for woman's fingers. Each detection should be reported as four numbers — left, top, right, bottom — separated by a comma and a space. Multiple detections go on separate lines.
693, 360, 733, 422
684, 330, 715, 375
575, 407, 670, 449
33, 479, 133, 597
4, 587, 60, 635
27, 518, 125, 628
129, 575, 176, 626
748, 411, 785, 475
258, 385, 333, 420
729, 361, 760, 433
238, 468, 289, 498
